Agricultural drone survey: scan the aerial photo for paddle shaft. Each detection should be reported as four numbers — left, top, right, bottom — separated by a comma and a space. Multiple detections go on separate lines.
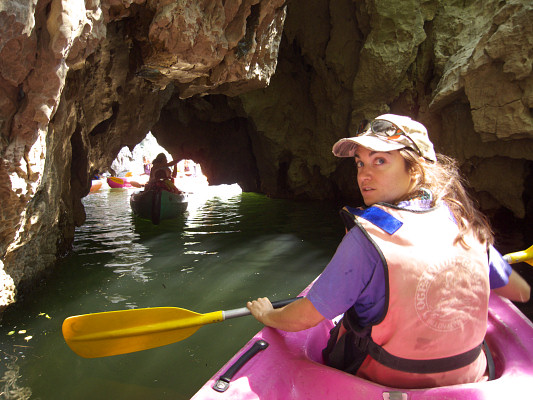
223, 298, 301, 320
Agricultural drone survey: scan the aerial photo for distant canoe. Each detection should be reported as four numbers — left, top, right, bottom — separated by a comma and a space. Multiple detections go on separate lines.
107, 177, 132, 188
130, 189, 187, 224
89, 180, 103, 193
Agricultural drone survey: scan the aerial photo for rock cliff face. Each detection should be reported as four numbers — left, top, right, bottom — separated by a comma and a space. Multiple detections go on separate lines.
1, 0, 532, 311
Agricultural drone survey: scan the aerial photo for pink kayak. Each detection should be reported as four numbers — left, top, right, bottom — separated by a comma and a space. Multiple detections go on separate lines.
191, 290, 533, 399
107, 176, 132, 188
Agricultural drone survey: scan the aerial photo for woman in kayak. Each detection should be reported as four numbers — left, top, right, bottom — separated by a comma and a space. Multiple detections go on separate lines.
146, 153, 181, 193
247, 114, 531, 389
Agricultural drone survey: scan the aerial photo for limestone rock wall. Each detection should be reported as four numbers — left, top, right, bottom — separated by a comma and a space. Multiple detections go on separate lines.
1, 0, 532, 312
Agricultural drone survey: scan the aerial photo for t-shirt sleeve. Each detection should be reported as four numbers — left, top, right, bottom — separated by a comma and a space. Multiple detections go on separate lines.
306, 227, 385, 322
488, 245, 512, 289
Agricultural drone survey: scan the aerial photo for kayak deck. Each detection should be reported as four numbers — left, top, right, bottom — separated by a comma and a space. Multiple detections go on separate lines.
191, 293, 533, 399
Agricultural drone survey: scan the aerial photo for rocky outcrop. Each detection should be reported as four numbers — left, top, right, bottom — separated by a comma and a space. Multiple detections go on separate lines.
1, 0, 532, 311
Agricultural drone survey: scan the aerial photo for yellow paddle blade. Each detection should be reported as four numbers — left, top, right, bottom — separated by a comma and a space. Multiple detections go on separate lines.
62, 307, 224, 358
503, 245, 533, 266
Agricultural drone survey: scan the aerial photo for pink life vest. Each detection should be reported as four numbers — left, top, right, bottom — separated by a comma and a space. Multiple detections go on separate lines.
352, 204, 490, 388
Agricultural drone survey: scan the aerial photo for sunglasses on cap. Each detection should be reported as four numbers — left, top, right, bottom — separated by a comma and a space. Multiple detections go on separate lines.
356, 118, 423, 157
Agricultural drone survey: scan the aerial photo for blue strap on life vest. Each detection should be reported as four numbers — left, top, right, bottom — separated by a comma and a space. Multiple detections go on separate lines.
344, 206, 403, 235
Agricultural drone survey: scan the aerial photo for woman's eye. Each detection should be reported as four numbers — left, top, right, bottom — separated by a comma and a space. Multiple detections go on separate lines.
355, 160, 364, 168
375, 158, 385, 165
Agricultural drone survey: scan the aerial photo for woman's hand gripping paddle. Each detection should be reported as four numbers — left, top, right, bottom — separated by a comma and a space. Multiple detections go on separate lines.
62, 298, 299, 358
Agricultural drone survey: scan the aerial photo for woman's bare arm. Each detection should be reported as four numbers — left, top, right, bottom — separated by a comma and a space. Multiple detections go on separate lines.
493, 270, 531, 302
247, 297, 325, 332
164, 159, 179, 167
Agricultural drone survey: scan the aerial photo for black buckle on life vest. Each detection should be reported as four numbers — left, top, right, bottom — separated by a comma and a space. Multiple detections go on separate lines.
352, 331, 371, 353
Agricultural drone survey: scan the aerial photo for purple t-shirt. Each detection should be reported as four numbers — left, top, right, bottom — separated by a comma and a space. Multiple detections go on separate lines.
306, 204, 512, 325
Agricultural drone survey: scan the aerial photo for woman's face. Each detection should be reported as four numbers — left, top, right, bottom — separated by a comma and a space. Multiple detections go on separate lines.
355, 147, 416, 206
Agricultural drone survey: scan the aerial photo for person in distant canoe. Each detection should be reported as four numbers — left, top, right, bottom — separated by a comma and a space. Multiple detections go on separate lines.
142, 156, 151, 176
146, 153, 181, 193
247, 114, 530, 389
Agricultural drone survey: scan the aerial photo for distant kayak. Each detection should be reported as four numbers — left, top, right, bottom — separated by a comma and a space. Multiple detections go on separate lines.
191, 287, 533, 400
130, 189, 187, 224
89, 180, 103, 193
107, 177, 132, 188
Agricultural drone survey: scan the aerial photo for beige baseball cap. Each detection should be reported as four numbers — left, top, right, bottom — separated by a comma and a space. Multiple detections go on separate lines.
332, 114, 436, 162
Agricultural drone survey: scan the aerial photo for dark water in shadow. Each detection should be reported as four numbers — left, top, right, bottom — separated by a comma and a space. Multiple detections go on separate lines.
0, 187, 344, 399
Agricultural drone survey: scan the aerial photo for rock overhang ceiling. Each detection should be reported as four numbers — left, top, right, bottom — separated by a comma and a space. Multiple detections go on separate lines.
1, 0, 532, 311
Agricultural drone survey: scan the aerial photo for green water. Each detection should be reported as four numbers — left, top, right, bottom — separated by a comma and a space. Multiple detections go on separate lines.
0, 187, 344, 400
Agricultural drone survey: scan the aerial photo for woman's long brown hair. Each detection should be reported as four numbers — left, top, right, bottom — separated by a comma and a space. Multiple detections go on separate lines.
399, 149, 494, 248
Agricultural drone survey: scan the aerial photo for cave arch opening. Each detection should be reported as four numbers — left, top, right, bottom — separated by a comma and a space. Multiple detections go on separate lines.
102, 132, 213, 194
110, 132, 172, 179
